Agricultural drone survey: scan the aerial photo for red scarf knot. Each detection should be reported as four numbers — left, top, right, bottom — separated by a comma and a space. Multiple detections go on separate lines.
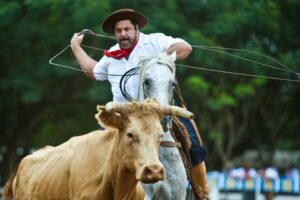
103, 34, 139, 60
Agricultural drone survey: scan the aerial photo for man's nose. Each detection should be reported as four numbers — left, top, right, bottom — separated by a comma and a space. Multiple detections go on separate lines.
121, 30, 127, 36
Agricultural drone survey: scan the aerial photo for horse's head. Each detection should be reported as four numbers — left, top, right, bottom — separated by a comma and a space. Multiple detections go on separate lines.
138, 52, 177, 131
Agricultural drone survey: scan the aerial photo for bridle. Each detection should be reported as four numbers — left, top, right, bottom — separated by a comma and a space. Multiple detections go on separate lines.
137, 56, 183, 148
137, 55, 176, 101
119, 55, 176, 102
120, 55, 183, 140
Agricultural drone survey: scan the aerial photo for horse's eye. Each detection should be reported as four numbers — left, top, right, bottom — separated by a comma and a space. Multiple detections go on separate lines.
171, 81, 177, 88
144, 79, 151, 86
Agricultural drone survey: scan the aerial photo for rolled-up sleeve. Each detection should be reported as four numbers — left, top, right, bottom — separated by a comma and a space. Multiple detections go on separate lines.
93, 56, 109, 81
149, 33, 189, 52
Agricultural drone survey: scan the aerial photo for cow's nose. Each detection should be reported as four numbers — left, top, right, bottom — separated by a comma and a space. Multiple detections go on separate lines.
141, 164, 165, 183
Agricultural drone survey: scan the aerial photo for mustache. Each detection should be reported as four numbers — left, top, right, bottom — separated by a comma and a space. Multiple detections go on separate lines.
120, 37, 129, 41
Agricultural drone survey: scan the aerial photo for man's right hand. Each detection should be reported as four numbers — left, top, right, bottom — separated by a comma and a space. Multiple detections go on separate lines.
70, 33, 84, 49
69, 32, 97, 80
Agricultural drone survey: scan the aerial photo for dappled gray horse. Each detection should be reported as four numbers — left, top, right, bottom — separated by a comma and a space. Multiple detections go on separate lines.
138, 52, 187, 200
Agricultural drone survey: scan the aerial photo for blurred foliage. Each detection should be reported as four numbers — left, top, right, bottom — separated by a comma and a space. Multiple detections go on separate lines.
1, 0, 300, 184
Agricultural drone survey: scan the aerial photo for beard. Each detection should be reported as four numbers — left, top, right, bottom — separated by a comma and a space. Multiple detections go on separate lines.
118, 33, 138, 49
119, 38, 132, 49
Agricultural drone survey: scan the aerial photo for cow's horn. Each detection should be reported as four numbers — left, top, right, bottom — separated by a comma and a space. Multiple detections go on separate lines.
162, 105, 194, 119
105, 102, 128, 113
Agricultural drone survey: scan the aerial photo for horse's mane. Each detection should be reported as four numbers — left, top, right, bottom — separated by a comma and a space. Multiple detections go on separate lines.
138, 53, 176, 75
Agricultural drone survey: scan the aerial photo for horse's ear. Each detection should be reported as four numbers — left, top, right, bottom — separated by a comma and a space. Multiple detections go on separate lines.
170, 51, 177, 62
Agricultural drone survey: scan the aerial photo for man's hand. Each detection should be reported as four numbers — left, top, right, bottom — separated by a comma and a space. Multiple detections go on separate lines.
70, 33, 84, 49
166, 42, 192, 61
69, 32, 97, 80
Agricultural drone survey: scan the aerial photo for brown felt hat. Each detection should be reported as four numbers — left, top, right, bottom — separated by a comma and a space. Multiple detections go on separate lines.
102, 9, 148, 34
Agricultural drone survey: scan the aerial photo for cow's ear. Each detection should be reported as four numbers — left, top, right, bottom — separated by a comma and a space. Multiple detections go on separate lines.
95, 105, 127, 129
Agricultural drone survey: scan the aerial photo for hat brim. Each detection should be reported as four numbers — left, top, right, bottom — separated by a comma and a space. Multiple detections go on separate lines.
102, 9, 148, 34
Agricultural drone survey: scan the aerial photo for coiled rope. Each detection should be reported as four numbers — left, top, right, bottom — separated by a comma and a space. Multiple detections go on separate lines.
49, 29, 300, 83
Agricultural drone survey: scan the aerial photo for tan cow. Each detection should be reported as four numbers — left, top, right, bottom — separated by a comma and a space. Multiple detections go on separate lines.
2, 99, 194, 200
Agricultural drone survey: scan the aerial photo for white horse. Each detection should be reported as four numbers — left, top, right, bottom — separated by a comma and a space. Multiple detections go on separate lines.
137, 52, 187, 200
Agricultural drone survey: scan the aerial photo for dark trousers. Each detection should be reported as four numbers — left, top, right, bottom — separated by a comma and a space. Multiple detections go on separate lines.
178, 117, 208, 167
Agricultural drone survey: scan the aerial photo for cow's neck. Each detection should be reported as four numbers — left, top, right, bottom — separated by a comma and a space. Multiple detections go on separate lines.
113, 166, 144, 200
100, 132, 144, 200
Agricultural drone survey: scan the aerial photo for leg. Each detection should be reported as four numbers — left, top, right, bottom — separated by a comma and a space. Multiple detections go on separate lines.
191, 162, 209, 200
179, 117, 210, 200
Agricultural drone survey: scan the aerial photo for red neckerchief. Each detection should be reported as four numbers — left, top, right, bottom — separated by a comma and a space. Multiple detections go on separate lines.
103, 34, 139, 60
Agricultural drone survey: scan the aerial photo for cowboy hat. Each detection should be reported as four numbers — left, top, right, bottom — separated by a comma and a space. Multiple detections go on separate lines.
102, 9, 148, 34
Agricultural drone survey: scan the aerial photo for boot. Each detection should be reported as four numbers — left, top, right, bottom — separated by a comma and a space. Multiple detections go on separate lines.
191, 162, 210, 200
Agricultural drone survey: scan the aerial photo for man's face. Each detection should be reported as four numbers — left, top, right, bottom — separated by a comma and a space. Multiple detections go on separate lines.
114, 20, 138, 49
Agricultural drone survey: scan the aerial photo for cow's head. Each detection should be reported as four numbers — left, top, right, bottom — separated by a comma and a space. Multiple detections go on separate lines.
95, 99, 193, 183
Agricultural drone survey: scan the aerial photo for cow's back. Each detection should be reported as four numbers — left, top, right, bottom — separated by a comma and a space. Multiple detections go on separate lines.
13, 130, 113, 200
13, 144, 71, 199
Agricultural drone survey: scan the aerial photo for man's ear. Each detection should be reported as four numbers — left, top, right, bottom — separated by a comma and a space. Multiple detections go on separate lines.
95, 105, 127, 129
134, 24, 140, 32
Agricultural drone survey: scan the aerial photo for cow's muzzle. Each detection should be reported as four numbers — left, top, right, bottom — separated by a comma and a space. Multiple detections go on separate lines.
140, 164, 165, 183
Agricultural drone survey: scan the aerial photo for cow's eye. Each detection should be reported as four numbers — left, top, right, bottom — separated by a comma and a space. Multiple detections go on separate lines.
127, 133, 134, 139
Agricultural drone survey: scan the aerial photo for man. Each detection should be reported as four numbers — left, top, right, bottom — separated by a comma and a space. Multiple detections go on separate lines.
70, 8, 209, 199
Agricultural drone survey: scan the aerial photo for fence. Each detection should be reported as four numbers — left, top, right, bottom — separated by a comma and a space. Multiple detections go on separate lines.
202, 172, 300, 200
207, 172, 300, 194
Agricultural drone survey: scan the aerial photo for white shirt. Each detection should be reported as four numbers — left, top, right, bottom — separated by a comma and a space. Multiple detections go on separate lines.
93, 32, 188, 102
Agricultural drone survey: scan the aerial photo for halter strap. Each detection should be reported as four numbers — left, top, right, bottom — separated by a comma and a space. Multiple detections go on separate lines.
160, 141, 180, 148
